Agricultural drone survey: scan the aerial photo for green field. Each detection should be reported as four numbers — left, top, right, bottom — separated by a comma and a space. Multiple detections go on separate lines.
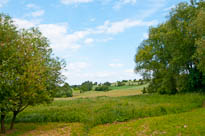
89, 108, 205, 136
1, 85, 205, 136
55, 85, 144, 100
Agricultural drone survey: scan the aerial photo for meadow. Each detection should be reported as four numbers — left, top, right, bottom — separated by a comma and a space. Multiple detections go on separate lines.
1, 85, 205, 136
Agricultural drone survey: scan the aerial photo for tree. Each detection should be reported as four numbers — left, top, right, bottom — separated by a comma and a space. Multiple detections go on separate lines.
0, 14, 65, 132
80, 81, 93, 93
117, 81, 124, 86
103, 82, 111, 86
0, 14, 19, 133
55, 83, 72, 97
95, 85, 110, 91
135, 0, 205, 94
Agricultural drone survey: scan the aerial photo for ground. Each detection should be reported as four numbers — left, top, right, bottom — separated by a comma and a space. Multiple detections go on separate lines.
1, 85, 205, 136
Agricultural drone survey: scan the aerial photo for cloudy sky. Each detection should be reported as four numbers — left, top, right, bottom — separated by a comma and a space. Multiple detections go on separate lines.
0, 0, 189, 85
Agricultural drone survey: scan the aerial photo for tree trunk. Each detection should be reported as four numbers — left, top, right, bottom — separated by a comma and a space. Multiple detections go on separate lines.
1, 114, 6, 134
10, 111, 18, 130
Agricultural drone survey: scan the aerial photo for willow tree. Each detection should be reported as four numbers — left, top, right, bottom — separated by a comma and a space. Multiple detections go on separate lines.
0, 14, 65, 133
135, 0, 205, 94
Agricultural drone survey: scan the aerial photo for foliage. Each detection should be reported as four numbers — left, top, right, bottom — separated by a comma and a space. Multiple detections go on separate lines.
70, 85, 80, 90
117, 81, 125, 86
4, 93, 204, 130
80, 81, 93, 93
95, 85, 110, 91
103, 82, 111, 86
0, 14, 65, 132
90, 108, 205, 136
135, 1, 205, 94
54, 83, 72, 98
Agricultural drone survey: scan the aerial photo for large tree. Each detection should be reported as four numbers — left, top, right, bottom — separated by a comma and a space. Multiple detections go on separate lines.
135, 0, 205, 94
0, 14, 65, 133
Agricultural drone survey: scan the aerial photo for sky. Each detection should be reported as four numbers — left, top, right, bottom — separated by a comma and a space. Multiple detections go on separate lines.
0, 0, 189, 85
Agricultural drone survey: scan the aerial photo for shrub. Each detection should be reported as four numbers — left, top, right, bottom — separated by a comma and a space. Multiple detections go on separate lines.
103, 82, 111, 86
95, 85, 110, 91
54, 83, 73, 97
80, 81, 93, 93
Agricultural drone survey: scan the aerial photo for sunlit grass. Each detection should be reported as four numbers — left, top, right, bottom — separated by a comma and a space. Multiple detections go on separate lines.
8, 93, 205, 128
89, 108, 205, 136
0, 123, 85, 136
2, 92, 205, 136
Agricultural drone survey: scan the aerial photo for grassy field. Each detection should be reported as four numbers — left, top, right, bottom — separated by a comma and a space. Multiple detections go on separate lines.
55, 85, 145, 100
3, 107, 205, 136
1, 85, 205, 135
89, 108, 205, 136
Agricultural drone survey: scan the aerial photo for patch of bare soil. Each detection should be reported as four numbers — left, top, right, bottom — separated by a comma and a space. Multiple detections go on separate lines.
22, 126, 71, 136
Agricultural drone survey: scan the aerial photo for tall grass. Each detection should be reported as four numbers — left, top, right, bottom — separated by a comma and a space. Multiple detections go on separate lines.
4, 93, 204, 129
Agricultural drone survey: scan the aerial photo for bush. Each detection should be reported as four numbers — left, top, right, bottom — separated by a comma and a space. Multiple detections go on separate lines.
103, 82, 111, 86
54, 83, 73, 97
95, 85, 110, 91
80, 81, 93, 93
117, 81, 125, 86
142, 87, 147, 94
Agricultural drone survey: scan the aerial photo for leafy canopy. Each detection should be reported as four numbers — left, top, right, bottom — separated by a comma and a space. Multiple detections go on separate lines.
135, 0, 205, 94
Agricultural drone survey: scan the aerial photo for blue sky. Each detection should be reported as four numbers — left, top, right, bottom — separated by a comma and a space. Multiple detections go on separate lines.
0, 0, 189, 85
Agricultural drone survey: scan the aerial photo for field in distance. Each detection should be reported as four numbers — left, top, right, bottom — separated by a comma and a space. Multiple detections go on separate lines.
55, 84, 147, 100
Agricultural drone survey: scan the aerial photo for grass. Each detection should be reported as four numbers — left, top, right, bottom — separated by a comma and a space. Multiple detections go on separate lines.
109, 84, 148, 91
1, 85, 205, 135
56, 85, 143, 100
89, 108, 205, 136
2, 94, 205, 136
6, 93, 205, 129
0, 123, 85, 136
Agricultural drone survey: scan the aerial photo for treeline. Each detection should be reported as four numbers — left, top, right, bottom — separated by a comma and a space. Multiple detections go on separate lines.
71, 79, 148, 93
71, 81, 111, 92
135, 0, 205, 94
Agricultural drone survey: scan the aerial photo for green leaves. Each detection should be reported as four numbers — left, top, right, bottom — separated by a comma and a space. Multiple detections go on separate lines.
135, 1, 205, 94
0, 14, 65, 130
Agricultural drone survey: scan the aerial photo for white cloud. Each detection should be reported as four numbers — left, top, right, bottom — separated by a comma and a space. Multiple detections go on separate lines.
84, 38, 94, 44
96, 19, 157, 34
124, 69, 134, 74
143, 33, 148, 39
0, 0, 8, 8
60, 0, 93, 5
31, 10, 45, 17
26, 3, 39, 9
13, 18, 36, 29
13, 18, 156, 51
13, 19, 82, 50
66, 69, 140, 85
109, 63, 124, 68
68, 62, 89, 71
97, 37, 113, 42
113, 0, 136, 9
38, 23, 82, 50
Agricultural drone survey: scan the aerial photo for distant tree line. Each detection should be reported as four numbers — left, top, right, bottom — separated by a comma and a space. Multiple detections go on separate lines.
72, 79, 148, 93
